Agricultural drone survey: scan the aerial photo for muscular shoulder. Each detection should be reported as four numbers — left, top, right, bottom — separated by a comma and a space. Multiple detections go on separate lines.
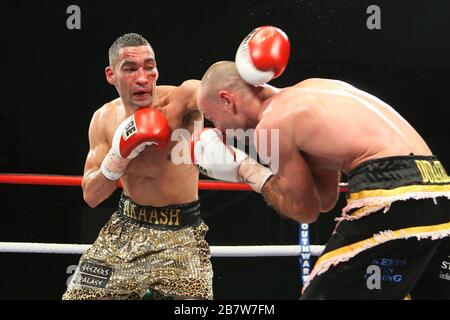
168, 80, 202, 123
179, 79, 201, 93
262, 89, 319, 125
88, 101, 117, 145
175, 80, 200, 110
90, 98, 125, 136
158, 80, 199, 110
294, 78, 355, 89
92, 99, 121, 126
257, 89, 323, 148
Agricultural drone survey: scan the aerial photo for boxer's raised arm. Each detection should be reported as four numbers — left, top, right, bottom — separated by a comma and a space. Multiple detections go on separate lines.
176, 80, 202, 113
170, 80, 203, 125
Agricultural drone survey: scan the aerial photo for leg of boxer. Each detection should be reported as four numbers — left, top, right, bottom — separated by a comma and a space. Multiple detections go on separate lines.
302, 156, 450, 300
63, 194, 213, 300
302, 235, 444, 299
410, 227, 450, 299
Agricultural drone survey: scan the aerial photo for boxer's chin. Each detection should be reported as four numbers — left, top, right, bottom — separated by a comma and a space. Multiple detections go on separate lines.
133, 95, 154, 108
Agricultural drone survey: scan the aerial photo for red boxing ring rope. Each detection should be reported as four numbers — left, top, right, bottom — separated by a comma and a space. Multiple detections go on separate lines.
0, 173, 349, 192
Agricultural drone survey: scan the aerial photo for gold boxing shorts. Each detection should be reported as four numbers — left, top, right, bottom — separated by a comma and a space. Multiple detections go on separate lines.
63, 193, 213, 300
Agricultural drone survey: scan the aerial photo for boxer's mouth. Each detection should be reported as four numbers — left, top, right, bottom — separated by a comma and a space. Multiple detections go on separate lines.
133, 90, 151, 97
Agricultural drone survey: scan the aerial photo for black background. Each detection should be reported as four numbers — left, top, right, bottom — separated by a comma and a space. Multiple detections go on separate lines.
1, 0, 449, 299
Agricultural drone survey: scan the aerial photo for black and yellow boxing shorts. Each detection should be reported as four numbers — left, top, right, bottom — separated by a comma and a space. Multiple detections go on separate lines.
302, 155, 450, 299
63, 193, 213, 300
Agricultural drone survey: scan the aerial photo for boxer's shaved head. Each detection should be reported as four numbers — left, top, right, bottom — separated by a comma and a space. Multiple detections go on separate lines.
197, 60, 264, 132
199, 61, 247, 103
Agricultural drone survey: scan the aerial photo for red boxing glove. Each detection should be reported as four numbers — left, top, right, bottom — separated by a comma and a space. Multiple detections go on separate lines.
115, 107, 170, 158
101, 107, 170, 180
235, 26, 290, 85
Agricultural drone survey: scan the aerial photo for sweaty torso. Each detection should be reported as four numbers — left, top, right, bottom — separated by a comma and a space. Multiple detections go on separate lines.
259, 78, 432, 174
103, 86, 201, 206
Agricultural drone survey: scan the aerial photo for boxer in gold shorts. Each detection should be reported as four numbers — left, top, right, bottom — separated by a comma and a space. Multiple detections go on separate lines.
63, 33, 212, 300
64, 195, 211, 299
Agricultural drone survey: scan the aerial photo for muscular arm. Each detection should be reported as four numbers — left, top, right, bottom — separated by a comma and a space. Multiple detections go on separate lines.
163, 80, 203, 129
256, 124, 321, 223
82, 108, 118, 207
179, 80, 200, 109
309, 166, 340, 212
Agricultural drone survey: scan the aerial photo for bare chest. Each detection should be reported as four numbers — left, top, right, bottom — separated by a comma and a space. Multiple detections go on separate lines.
124, 137, 191, 178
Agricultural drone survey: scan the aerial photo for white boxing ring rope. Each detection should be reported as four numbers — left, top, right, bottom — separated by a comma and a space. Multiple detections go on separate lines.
0, 242, 325, 257
0, 174, 336, 260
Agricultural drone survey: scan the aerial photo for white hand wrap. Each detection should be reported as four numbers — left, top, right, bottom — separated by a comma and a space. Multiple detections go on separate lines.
100, 150, 130, 181
238, 157, 273, 193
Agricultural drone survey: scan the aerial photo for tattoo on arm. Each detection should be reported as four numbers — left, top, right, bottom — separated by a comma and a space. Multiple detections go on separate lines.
261, 176, 296, 219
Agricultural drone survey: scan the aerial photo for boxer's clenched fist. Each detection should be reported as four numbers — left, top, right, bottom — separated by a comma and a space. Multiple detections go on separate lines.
191, 128, 273, 193
235, 26, 290, 86
101, 107, 170, 180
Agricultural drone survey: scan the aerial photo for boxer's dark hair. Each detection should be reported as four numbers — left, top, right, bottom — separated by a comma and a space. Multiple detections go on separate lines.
109, 33, 152, 67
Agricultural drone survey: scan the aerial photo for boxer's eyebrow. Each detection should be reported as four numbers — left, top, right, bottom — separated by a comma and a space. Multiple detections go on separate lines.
122, 60, 137, 66
144, 58, 156, 64
121, 58, 156, 67
120, 61, 137, 70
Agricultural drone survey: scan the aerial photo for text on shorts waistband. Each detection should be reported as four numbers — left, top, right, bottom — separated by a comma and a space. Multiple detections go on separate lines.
117, 193, 201, 229
347, 155, 450, 194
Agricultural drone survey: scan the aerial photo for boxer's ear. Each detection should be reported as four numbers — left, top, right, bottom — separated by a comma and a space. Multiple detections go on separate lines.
105, 66, 115, 85
219, 91, 234, 112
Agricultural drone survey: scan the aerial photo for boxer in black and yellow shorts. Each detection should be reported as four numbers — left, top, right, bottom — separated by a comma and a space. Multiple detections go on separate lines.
63, 193, 213, 300
302, 155, 450, 300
